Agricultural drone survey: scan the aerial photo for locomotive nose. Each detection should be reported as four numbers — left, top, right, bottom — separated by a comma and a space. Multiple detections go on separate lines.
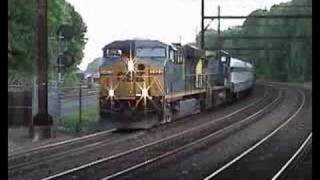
99, 57, 164, 99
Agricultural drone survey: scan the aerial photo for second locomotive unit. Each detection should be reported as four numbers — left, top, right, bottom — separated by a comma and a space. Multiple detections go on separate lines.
98, 39, 255, 129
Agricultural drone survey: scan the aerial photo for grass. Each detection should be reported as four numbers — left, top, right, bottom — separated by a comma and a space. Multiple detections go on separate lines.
61, 105, 98, 134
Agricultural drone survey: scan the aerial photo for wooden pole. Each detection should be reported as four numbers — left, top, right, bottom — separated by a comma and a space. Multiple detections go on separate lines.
32, 0, 53, 140
37, 0, 48, 115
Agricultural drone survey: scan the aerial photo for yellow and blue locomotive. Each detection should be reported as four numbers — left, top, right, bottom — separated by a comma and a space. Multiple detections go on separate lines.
98, 39, 255, 129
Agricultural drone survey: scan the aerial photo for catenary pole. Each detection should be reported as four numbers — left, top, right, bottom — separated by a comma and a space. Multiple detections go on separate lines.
201, 0, 204, 49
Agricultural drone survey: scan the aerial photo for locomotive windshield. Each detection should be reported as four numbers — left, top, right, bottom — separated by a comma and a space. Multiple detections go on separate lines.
136, 47, 166, 58
105, 49, 122, 57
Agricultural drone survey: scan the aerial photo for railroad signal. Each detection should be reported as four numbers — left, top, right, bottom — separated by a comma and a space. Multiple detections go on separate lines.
57, 51, 75, 68
57, 24, 74, 41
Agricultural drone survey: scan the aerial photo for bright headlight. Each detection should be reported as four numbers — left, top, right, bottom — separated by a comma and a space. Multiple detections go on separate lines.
128, 60, 135, 72
141, 88, 149, 98
108, 89, 115, 97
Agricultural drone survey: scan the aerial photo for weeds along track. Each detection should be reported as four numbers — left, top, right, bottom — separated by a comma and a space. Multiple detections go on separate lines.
40, 86, 282, 180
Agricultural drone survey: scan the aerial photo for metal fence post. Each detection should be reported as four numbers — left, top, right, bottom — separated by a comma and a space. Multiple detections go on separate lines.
77, 81, 82, 133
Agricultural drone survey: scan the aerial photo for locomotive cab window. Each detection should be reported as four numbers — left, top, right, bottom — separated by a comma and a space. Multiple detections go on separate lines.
136, 47, 166, 58
220, 55, 230, 66
172, 51, 183, 64
105, 49, 122, 57
169, 50, 174, 62
177, 52, 183, 64
221, 56, 226, 63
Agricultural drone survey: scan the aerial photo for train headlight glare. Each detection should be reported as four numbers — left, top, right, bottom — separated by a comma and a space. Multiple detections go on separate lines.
128, 60, 134, 72
141, 88, 149, 98
108, 89, 115, 97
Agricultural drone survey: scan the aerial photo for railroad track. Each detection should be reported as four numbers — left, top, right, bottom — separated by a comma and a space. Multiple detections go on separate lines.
8, 84, 268, 180
8, 89, 262, 176
119, 85, 310, 180
9, 129, 115, 158
96, 85, 309, 180
202, 88, 307, 180
40, 86, 281, 180
8, 129, 118, 171
8, 129, 150, 179
8, 85, 266, 178
201, 87, 311, 180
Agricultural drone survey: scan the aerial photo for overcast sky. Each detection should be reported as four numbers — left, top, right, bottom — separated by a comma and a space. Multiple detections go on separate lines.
66, 0, 290, 70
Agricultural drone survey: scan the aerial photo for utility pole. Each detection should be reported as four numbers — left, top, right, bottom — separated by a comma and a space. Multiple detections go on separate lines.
32, 0, 53, 140
201, 0, 204, 49
37, 0, 48, 116
217, 5, 221, 61
218, 6, 221, 49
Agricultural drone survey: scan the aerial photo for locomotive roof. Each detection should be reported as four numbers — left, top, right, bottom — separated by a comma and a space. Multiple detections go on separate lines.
183, 44, 203, 60
230, 57, 253, 68
103, 39, 168, 51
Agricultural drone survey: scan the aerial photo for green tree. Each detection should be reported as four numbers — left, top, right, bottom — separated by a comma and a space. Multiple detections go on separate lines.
197, 0, 312, 82
8, 0, 87, 83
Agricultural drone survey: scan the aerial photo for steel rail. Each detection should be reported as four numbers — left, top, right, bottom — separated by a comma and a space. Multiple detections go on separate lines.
271, 132, 312, 180
9, 131, 143, 173
100, 88, 282, 180
41, 86, 274, 180
203, 89, 306, 180
9, 128, 116, 158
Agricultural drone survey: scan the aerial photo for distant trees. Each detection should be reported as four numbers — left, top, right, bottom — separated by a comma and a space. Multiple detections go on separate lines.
197, 0, 312, 82
8, 0, 87, 84
85, 58, 103, 75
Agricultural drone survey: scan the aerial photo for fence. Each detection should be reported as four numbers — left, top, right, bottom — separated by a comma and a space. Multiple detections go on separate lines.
59, 83, 99, 133
8, 82, 99, 133
8, 85, 32, 126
